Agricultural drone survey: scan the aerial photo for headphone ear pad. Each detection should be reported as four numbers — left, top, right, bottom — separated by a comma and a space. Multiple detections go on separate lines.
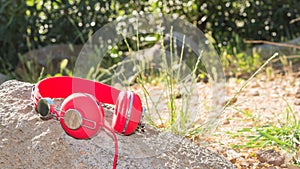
60, 93, 104, 139
112, 91, 143, 135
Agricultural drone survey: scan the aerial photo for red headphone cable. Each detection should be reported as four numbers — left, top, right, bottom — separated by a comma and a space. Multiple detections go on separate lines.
103, 125, 118, 169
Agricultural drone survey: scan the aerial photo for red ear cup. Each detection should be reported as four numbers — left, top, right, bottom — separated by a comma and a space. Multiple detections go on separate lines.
112, 91, 143, 135
60, 93, 104, 139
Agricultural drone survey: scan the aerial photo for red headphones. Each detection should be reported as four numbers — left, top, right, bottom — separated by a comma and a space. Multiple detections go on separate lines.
31, 76, 145, 139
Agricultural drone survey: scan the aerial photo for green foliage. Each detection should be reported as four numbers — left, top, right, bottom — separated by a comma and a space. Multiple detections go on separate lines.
202, 0, 300, 51
0, 0, 121, 73
1, 0, 300, 75
25, 0, 115, 46
0, 0, 27, 72
221, 48, 262, 78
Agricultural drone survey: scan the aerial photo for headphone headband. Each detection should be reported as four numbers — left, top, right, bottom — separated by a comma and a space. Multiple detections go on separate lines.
32, 76, 121, 105
32, 76, 145, 169
32, 76, 145, 138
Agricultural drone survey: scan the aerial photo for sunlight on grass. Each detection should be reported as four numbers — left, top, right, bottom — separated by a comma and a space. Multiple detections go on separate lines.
122, 27, 206, 136
232, 100, 300, 166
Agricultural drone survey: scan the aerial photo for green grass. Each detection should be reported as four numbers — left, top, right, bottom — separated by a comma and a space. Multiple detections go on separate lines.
231, 100, 300, 166
120, 27, 203, 135
220, 52, 300, 166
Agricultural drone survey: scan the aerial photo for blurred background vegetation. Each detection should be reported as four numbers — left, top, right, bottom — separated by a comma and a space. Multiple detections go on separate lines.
0, 0, 300, 82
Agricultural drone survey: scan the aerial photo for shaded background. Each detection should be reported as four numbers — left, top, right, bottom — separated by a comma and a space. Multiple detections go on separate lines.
0, 0, 300, 81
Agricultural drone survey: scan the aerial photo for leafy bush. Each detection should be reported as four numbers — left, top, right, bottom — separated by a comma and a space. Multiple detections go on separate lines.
201, 0, 300, 52
0, 0, 27, 73
0, 0, 299, 74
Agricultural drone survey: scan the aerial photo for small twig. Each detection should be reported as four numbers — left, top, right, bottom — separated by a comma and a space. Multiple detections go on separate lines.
272, 55, 300, 63
244, 40, 300, 50
290, 17, 300, 24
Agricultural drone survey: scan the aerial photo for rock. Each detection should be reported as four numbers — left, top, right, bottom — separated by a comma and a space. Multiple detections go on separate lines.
256, 149, 285, 166
251, 37, 300, 59
249, 89, 260, 96
15, 44, 83, 76
294, 100, 300, 106
267, 166, 282, 169
22, 44, 82, 66
226, 149, 242, 164
0, 73, 7, 84
295, 89, 300, 99
0, 80, 236, 169
115, 32, 200, 86
287, 164, 300, 169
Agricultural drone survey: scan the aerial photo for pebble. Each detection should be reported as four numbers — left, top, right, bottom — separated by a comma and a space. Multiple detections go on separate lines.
294, 100, 300, 106
256, 149, 285, 166
250, 90, 260, 96
295, 90, 300, 99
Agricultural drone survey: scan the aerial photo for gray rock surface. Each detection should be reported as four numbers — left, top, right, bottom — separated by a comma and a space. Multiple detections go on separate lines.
22, 44, 82, 66
251, 37, 300, 58
0, 73, 7, 84
256, 149, 285, 166
0, 80, 236, 169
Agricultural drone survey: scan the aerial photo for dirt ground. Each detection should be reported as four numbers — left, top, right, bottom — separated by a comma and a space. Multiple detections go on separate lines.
132, 68, 300, 169
198, 72, 300, 169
